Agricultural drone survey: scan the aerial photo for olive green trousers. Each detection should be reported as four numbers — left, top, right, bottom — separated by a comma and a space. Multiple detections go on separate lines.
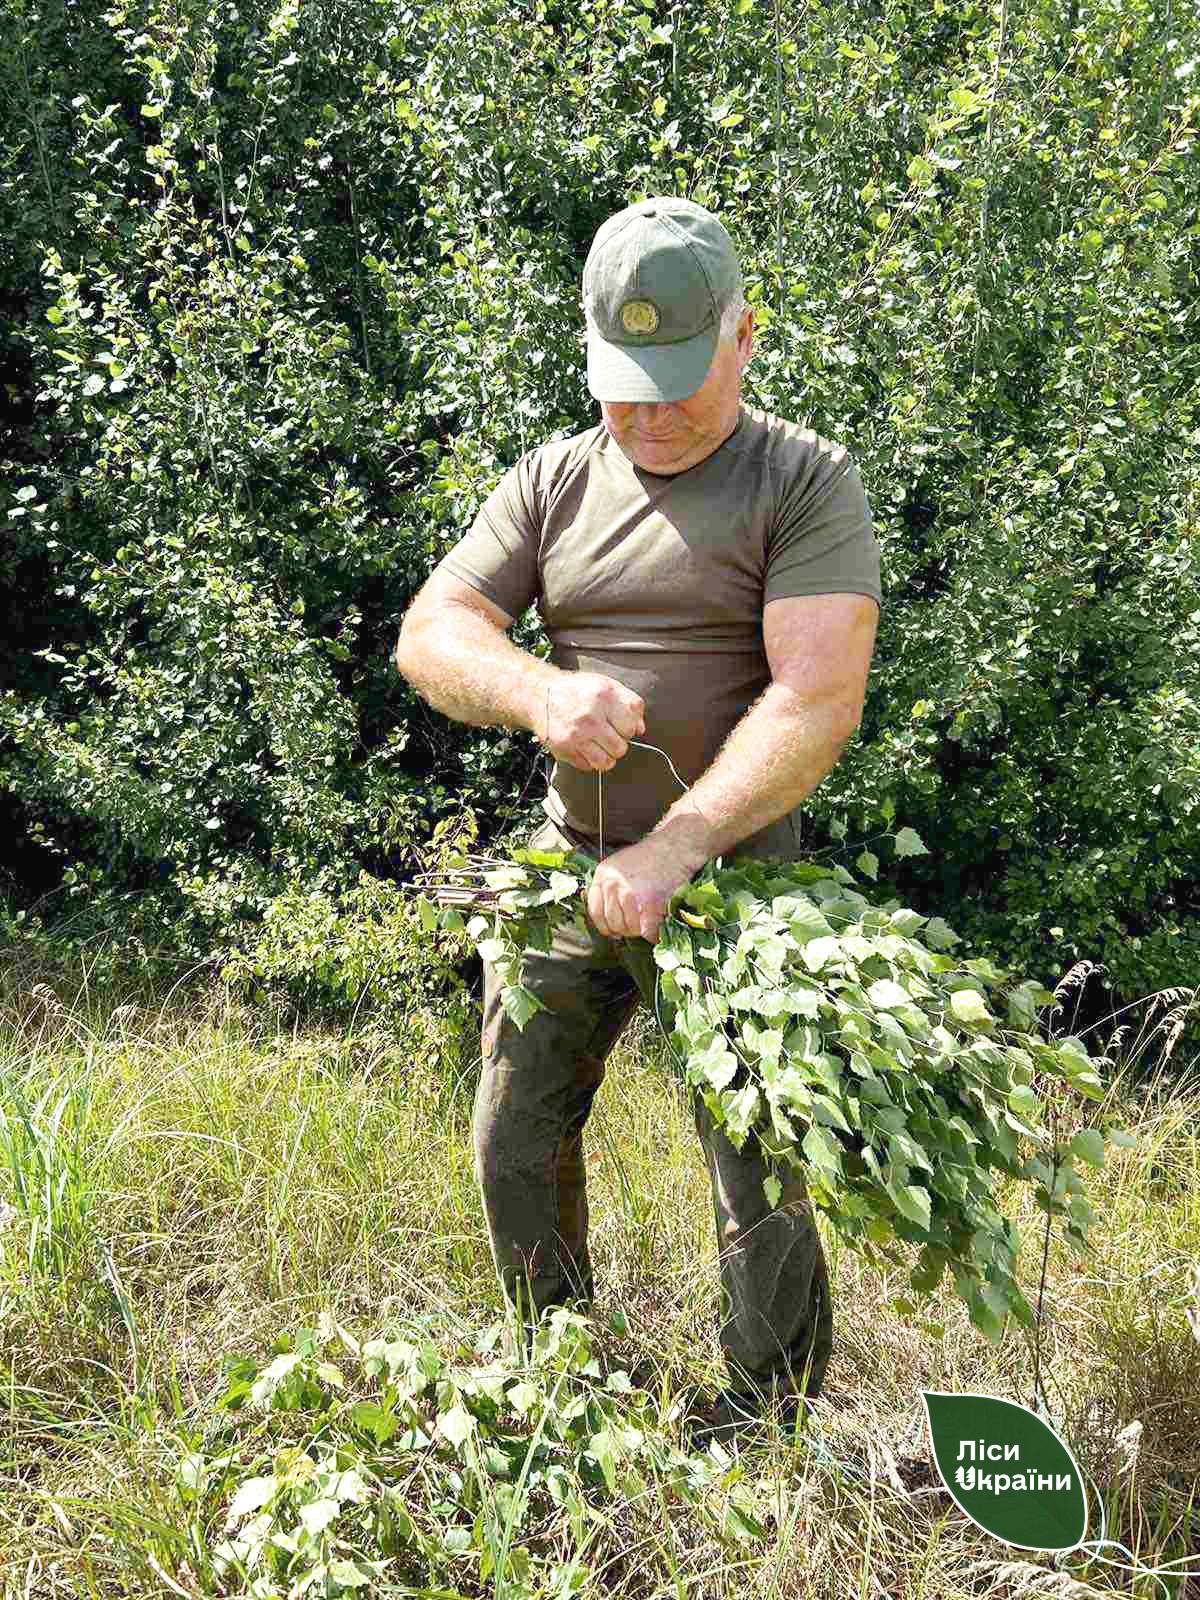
471, 816, 833, 1402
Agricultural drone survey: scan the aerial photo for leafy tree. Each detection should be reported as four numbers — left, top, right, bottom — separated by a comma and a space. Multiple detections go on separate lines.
0, 0, 1196, 1012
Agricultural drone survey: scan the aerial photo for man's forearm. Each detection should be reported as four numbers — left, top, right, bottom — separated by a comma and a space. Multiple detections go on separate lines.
649, 683, 856, 864
396, 608, 556, 738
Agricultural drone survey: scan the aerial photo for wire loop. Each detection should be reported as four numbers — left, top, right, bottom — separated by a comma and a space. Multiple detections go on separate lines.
595, 736, 690, 861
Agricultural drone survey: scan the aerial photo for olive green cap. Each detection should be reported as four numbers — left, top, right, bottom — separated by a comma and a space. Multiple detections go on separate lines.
582, 197, 743, 403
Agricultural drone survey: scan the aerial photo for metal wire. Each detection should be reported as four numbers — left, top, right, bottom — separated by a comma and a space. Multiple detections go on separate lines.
595, 736, 690, 862
629, 737, 690, 794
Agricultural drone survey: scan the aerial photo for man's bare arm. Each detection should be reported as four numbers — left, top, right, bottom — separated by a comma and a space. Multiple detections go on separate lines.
395, 569, 549, 734
585, 592, 879, 940
651, 592, 880, 863
394, 570, 646, 769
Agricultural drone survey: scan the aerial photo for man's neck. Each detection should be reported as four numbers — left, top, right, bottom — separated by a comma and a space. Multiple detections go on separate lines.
624, 402, 745, 479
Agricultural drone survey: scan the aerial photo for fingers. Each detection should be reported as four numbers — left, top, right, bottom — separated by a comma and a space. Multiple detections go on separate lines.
545, 674, 648, 770
608, 688, 646, 743
588, 871, 644, 940
588, 861, 669, 941
581, 740, 618, 771
562, 718, 635, 771
584, 683, 644, 761
583, 684, 648, 767
590, 722, 631, 764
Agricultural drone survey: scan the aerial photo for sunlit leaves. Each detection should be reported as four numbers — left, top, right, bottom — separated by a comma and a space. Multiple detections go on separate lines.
207, 1304, 773, 1589
456, 836, 1120, 1346
949, 988, 993, 1027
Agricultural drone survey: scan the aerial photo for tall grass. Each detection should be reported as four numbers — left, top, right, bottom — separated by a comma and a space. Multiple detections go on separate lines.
0, 960, 1197, 1598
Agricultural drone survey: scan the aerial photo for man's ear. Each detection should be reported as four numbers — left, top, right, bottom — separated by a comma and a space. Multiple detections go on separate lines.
737, 307, 754, 370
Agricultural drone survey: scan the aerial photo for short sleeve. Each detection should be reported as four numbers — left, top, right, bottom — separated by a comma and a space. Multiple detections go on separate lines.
438, 456, 541, 619
765, 454, 882, 607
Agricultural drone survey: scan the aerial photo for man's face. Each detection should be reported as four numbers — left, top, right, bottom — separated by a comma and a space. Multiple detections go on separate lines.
599, 308, 754, 476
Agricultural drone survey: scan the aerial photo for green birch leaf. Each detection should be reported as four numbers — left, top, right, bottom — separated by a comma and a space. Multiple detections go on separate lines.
437, 1404, 473, 1448
751, 1024, 785, 1063
888, 1179, 931, 1231
1058, 1034, 1088, 1059
226, 1475, 277, 1524
1069, 1129, 1105, 1166
893, 827, 930, 858
690, 1036, 738, 1090
812, 1094, 852, 1132
750, 932, 791, 979
501, 886, 546, 909
507, 1380, 539, 1415
1006, 981, 1042, 1028
299, 1499, 339, 1536
925, 917, 961, 950
777, 897, 834, 944
349, 1401, 398, 1444
327, 1560, 377, 1588
802, 1123, 842, 1176
723, 1084, 761, 1145
483, 866, 529, 889
512, 847, 569, 868
803, 936, 841, 973
867, 978, 909, 1009
1007, 1085, 1039, 1119
1069, 1070, 1104, 1101
949, 988, 992, 1027
680, 878, 725, 914
855, 849, 879, 881
501, 985, 545, 1030
788, 985, 823, 1020
587, 1429, 617, 1491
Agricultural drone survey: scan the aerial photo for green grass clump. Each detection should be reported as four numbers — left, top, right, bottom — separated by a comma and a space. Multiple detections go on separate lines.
0, 958, 1197, 1598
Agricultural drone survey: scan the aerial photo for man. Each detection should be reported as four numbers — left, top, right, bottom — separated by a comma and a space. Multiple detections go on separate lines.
395, 196, 881, 1437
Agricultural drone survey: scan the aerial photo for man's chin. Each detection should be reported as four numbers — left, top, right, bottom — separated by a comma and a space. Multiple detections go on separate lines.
630, 439, 690, 473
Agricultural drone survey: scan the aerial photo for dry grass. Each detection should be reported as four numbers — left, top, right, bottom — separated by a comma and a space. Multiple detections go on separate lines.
0, 965, 1197, 1598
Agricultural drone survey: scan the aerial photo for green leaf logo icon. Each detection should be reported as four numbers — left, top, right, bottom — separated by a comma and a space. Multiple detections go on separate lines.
921, 1392, 1088, 1552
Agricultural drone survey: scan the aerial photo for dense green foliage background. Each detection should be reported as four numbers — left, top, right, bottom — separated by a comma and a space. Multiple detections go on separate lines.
2, 0, 1198, 1011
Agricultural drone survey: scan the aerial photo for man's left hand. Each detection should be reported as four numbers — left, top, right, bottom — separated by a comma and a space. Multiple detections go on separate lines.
585, 832, 708, 943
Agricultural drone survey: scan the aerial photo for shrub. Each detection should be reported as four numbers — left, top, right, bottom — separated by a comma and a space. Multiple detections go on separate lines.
0, 0, 1196, 1018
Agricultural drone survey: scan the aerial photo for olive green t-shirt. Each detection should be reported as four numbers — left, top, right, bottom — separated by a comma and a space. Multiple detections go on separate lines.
439, 402, 881, 847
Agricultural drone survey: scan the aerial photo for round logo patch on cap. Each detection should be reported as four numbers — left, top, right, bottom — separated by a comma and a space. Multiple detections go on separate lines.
619, 298, 660, 336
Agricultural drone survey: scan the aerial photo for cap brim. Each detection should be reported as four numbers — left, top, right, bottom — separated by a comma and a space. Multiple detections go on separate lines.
587, 325, 719, 403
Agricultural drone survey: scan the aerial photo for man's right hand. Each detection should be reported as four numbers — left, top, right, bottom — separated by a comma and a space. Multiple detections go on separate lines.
540, 672, 645, 772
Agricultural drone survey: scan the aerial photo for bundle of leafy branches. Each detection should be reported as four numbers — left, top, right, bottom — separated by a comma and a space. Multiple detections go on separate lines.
416, 832, 1128, 1343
